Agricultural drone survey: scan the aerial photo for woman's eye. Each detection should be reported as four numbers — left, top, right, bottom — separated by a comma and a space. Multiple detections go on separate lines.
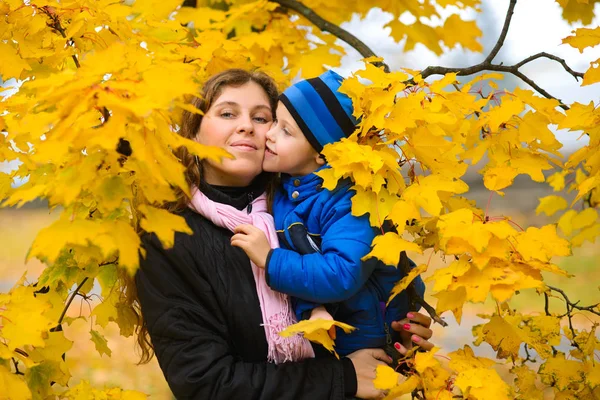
282, 128, 291, 136
220, 112, 234, 118
254, 116, 269, 123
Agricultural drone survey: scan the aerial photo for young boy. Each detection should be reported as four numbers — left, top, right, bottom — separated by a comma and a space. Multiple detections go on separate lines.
232, 70, 425, 358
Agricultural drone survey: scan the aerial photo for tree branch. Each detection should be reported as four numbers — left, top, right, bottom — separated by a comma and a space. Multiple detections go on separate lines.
40, 6, 81, 68
547, 285, 600, 317
52, 277, 89, 332
271, 0, 389, 72
419, 0, 584, 110
514, 52, 584, 80
484, 0, 517, 64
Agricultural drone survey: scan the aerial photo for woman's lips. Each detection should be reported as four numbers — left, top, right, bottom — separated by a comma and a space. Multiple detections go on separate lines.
230, 140, 258, 152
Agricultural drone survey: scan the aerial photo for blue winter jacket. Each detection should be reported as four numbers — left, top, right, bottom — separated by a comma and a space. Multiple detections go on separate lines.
265, 168, 425, 356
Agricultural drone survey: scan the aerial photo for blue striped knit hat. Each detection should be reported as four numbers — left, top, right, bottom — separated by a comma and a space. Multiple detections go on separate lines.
280, 70, 358, 153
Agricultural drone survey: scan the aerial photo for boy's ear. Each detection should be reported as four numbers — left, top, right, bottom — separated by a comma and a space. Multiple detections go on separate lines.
315, 153, 326, 166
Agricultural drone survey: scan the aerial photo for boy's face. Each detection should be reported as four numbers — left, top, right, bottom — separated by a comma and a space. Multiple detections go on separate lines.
263, 102, 324, 176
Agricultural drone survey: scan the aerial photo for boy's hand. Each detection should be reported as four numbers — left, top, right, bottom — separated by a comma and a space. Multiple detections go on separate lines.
308, 306, 336, 340
231, 224, 271, 268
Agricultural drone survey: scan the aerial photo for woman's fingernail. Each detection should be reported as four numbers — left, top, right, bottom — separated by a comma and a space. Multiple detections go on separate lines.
388, 356, 393, 363
407, 313, 414, 319
403, 324, 411, 330
394, 342, 401, 350
412, 335, 421, 342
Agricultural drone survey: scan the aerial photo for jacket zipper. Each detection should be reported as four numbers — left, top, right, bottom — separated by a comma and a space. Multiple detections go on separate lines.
247, 192, 253, 214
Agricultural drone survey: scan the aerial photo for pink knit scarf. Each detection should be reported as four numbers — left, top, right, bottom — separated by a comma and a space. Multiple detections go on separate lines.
188, 186, 314, 364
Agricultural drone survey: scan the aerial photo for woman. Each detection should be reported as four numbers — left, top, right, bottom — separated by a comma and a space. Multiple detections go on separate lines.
134, 69, 433, 399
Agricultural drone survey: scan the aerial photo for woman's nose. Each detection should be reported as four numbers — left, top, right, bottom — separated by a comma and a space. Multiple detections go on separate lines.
236, 115, 254, 134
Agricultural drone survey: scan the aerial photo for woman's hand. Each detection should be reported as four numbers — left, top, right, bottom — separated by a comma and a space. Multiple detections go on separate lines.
391, 312, 434, 354
347, 348, 392, 399
231, 224, 271, 268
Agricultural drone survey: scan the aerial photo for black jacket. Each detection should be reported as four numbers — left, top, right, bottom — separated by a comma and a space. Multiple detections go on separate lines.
136, 182, 356, 399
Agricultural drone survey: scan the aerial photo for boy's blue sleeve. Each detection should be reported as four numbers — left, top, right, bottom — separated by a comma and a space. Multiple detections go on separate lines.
266, 198, 377, 304
293, 299, 320, 321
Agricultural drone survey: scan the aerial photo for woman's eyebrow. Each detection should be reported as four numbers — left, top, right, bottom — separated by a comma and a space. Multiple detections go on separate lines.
213, 101, 240, 108
252, 104, 272, 112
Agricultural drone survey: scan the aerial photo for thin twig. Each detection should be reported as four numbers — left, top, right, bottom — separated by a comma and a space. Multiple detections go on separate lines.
40, 6, 81, 68
544, 292, 551, 316
523, 343, 536, 363
54, 278, 89, 330
514, 52, 584, 80
484, 0, 517, 64
547, 285, 600, 317
12, 358, 23, 375
271, 0, 389, 72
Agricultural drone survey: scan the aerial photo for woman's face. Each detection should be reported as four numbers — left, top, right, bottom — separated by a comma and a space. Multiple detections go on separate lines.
196, 82, 274, 186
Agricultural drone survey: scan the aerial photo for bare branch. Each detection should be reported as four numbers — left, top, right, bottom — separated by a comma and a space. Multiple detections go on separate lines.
514, 52, 584, 80
12, 358, 23, 375
418, 0, 584, 110
547, 285, 600, 317
272, 0, 390, 72
484, 0, 517, 64
53, 277, 89, 331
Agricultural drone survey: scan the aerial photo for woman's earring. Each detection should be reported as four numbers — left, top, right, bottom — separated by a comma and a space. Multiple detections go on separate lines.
194, 155, 202, 171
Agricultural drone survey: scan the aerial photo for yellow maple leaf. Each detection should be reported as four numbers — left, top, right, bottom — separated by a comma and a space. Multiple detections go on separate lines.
383, 374, 420, 399
387, 263, 427, 305
363, 232, 423, 266
483, 164, 518, 192
403, 175, 469, 216
374, 365, 400, 390
573, 175, 600, 205
475, 315, 523, 360
448, 345, 495, 373
538, 353, 584, 390
0, 42, 31, 80
584, 360, 600, 389
427, 255, 471, 292
511, 365, 543, 400
572, 223, 600, 247
139, 205, 192, 249
535, 195, 568, 216
438, 14, 482, 52
279, 319, 355, 358
1, 286, 54, 351
562, 26, 600, 53
454, 366, 512, 399
434, 286, 467, 324
351, 186, 399, 227
514, 224, 571, 262
582, 59, 600, 86
90, 329, 112, 357
0, 364, 31, 400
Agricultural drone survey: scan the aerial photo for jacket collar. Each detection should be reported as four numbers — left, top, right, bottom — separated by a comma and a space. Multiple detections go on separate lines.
199, 173, 269, 211
280, 165, 328, 202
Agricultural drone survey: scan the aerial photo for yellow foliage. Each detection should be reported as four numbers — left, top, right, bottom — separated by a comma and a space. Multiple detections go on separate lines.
279, 318, 355, 358
1, 0, 598, 397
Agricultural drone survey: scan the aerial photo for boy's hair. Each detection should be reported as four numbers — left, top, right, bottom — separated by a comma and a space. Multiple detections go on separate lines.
280, 70, 358, 153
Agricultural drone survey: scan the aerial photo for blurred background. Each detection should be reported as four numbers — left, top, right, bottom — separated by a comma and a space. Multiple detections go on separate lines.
1, 0, 599, 398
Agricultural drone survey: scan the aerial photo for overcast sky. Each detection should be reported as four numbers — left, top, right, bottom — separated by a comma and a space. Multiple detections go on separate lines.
334, 0, 600, 151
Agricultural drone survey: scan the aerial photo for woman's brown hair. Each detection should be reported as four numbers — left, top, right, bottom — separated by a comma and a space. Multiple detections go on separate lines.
130, 68, 280, 363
